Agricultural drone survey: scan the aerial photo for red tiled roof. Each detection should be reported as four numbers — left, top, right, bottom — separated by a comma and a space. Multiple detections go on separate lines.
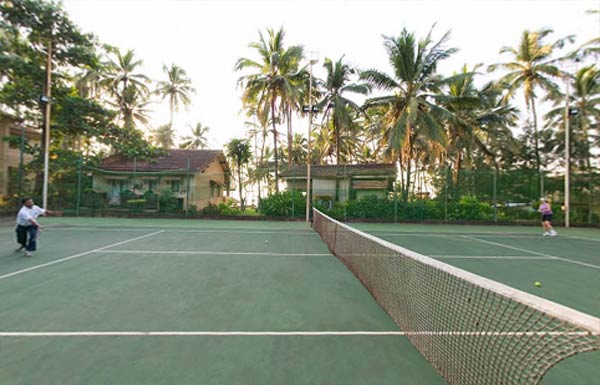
99, 149, 227, 172
280, 163, 397, 178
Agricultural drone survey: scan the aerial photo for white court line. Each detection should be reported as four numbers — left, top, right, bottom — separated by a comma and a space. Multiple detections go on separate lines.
462, 236, 600, 269
97, 250, 330, 257
0, 331, 595, 337
0, 230, 164, 281
41, 228, 317, 235
567, 235, 600, 243
432, 255, 550, 260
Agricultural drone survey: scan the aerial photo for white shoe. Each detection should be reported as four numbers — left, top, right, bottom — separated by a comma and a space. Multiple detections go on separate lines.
24, 251, 33, 257
542, 232, 549, 237
550, 230, 557, 237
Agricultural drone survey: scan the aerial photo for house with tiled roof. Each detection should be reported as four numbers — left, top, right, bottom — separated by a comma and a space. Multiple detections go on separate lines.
0, 113, 40, 198
280, 164, 397, 204
92, 149, 230, 210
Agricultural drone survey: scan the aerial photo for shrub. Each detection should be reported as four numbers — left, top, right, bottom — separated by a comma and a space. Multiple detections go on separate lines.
258, 191, 306, 217
142, 190, 159, 210
159, 188, 179, 212
218, 199, 242, 216
448, 196, 494, 221
201, 203, 220, 216
120, 189, 136, 208
127, 199, 146, 213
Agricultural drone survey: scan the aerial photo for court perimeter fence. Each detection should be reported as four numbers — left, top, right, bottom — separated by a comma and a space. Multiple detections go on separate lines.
1, 163, 598, 225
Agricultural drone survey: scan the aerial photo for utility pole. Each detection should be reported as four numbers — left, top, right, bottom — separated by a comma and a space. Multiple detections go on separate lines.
305, 52, 318, 222
42, 40, 52, 209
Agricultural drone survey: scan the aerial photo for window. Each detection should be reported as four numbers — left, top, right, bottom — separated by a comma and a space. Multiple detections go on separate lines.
169, 180, 181, 193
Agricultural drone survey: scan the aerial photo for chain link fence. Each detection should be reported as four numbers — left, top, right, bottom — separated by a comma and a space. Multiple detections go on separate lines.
1, 162, 598, 225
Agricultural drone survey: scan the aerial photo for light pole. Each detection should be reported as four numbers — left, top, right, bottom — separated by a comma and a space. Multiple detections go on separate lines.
564, 58, 580, 228
41, 40, 52, 210
305, 51, 319, 222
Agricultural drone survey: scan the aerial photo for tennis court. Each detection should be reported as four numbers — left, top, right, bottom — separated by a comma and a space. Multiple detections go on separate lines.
0, 217, 444, 385
0, 215, 598, 384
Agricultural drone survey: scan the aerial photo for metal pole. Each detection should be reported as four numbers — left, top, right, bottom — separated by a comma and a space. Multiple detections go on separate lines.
76, 155, 82, 216
42, 40, 52, 209
492, 167, 497, 222
305, 55, 315, 222
18, 123, 24, 200
564, 76, 570, 228
186, 157, 191, 216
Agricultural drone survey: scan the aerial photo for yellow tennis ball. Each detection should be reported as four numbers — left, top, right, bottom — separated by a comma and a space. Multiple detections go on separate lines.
264, 240, 269, 244
534, 281, 542, 287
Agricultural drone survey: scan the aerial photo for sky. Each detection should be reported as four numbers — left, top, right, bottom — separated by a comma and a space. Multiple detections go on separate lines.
61, 0, 600, 149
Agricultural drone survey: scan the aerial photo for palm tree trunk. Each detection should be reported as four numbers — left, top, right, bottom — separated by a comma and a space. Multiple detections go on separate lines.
531, 98, 543, 196
334, 114, 340, 165
238, 163, 244, 211
287, 106, 292, 169
271, 94, 279, 192
259, 126, 266, 200
169, 97, 174, 130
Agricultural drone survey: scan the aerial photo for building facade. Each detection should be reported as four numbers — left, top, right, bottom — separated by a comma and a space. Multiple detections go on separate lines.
93, 149, 230, 210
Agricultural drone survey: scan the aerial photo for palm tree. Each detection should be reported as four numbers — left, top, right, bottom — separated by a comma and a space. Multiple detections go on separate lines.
102, 47, 151, 126
113, 84, 152, 129
361, 27, 457, 201
235, 27, 304, 191
180, 122, 210, 149
441, 66, 519, 185
319, 56, 370, 164
226, 138, 252, 210
156, 63, 195, 129
488, 29, 574, 196
151, 124, 175, 148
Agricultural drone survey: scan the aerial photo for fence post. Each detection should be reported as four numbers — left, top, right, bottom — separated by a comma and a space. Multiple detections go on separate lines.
186, 157, 191, 218
291, 166, 295, 219
394, 180, 398, 223
444, 165, 448, 222
76, 155, 82, 216
493, 168, 497, 222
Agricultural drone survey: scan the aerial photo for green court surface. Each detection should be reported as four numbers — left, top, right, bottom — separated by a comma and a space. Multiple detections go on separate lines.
0, 217, 444, 385
1, 216, 598, 384
351, 222, 600, 385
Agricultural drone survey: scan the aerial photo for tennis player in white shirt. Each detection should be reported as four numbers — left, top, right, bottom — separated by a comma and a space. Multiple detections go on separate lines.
15, 197, 54, 256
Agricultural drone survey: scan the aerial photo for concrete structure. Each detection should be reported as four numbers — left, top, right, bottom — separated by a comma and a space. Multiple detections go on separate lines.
0, 114, 40, 197
93, 149, 230, 210
280, 164, 397, 205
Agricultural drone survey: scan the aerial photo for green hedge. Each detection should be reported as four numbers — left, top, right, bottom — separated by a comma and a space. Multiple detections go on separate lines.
258, 191, 306, 218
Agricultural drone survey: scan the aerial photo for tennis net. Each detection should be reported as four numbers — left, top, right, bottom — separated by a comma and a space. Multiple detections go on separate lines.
312, 209, 600, 385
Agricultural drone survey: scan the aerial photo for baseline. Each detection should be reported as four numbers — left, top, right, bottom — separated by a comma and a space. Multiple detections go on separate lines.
1, 330, 596, 337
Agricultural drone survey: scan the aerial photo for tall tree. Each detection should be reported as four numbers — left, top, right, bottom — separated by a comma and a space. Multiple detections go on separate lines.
0, 0, 97, 195
226, 138, 252, 210
235, 27, 304, 191
180, 122, 210, 149
155, 63, 195, 130
488, 29, 573, 196
318, 56, 370, 164
103, 47, 150, 126
151, 124, 175, 149
361, 27, 457, 201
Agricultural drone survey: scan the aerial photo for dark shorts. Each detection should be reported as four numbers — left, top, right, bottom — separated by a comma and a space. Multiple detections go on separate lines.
542, 214, 553, 222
